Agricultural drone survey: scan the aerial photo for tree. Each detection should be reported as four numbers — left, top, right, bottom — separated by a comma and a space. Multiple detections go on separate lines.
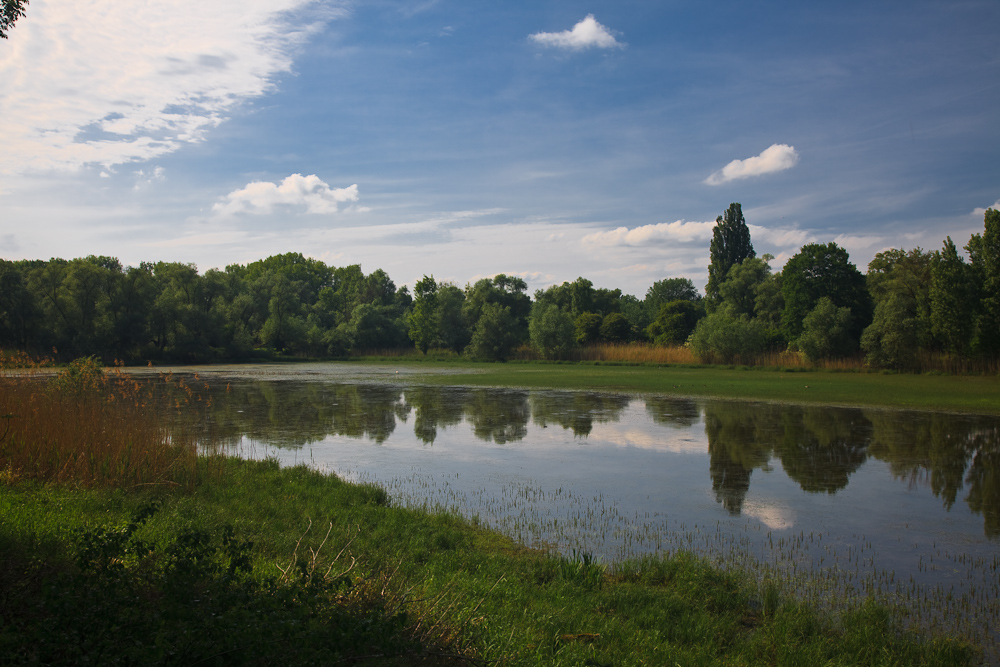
0, 260, 42, 349
718, 256, 773, 318
644, 277, 699, 326
1, 0, 27, 39
797, 297, 855, 362
348, 303, 406, 351
574, 312, 603, 345
865, 248, 933, 350
930, 237, 975, 355
437, 283, 470, 353
646, 277, 700, 306
466, 302, 518, 361
261, 273, 307, 352
619, 294, 649, 338
967, 208, 1000, 354
407, 275, 438, 354
463, 275, 531, 346
645, 300, 703, 346
781, 243, 870, 342
706, 203, 755, 303
599, 312, 632, 343
861, 292, 920, 370
528, 303, 576, 359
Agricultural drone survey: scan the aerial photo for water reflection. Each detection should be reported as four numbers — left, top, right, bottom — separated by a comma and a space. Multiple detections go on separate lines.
166, 377, 1000, 537
644, 396, 700, 428
530, 391, 631, 437
867, 411, 1000, 538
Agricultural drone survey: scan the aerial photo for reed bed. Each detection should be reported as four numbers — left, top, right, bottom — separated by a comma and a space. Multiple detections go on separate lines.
0, 353, 198, 489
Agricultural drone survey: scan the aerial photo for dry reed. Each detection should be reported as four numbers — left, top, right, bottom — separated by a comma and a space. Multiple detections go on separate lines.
0, 352, 198, 489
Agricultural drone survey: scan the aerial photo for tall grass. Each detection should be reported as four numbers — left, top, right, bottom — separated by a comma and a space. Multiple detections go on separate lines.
0, 353, 198, 489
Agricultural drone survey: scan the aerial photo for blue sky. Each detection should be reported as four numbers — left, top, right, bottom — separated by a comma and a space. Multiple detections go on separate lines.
1, 0, 998, 297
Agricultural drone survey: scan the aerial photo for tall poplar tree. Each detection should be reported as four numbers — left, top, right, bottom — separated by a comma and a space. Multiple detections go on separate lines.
706, 203, 755, 303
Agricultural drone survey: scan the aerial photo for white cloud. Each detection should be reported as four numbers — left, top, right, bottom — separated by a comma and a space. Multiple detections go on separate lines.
0, 0, 346, 174
529, 15, 623, 50
704, 144, 799, 186
743, 501, 794, 531
971, 200, 1000, 217
581, 220, 715, 247
832, 233, 885, 253
747, 224, 812, 248
212, 174, 359, 216
133, 166, 166, 190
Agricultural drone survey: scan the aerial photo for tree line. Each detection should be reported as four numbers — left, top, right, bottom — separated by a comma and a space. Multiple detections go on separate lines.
0, 203, 997, 370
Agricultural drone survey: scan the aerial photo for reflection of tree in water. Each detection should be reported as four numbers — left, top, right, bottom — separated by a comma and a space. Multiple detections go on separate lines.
326, 384, 409, 444
402, 386, 468, 444
965, 424, 1000, 538
704, 403, 782, 515
529, 392, 630, 437
162, 379, 409, 447
869, 412, 1000, 538
705, 402, 873, 514
464, 389, 530, 444
868, 411, 975, 509
645, 396, 700, 428
776, 406, 871, 494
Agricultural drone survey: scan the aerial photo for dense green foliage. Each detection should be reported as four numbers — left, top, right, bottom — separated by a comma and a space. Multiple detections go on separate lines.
529, 302, 577, 359
2, 206, 998, 371
781, 243, 872, 342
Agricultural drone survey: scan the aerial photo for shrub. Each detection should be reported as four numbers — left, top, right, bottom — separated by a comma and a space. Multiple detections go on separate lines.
688, 306, 767, 364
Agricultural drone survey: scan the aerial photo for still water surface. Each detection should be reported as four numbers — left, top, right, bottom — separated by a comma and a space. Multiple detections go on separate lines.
152, 363, 1000, 652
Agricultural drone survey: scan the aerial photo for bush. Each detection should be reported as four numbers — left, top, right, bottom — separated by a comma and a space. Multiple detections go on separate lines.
688, 306, 768, 364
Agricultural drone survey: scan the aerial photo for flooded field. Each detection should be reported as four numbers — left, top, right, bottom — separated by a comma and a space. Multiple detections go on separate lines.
148, 364, 1000, 658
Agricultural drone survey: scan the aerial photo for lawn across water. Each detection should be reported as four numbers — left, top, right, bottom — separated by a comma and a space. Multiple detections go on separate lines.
366, 359, 1000, 415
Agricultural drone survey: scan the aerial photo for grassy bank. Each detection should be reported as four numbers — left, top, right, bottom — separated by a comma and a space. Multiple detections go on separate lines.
0, 458, 979, 666
381, 360, 1000, 415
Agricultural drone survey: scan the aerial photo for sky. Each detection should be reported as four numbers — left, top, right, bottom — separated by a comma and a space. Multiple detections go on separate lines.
1, 0, 998, 297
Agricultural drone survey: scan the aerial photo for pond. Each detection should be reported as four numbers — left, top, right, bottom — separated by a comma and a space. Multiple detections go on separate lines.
147, 363, 1000, 655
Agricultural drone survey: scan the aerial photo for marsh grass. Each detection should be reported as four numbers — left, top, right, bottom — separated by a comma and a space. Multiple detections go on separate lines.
0, 353, 199, 489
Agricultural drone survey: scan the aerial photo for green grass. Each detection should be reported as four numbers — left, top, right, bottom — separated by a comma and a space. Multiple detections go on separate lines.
0, 458, 980, 666
374, 360, 1000, 415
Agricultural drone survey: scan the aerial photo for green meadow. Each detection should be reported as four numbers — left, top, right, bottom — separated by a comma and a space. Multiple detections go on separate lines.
371, 358, 1000, 415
